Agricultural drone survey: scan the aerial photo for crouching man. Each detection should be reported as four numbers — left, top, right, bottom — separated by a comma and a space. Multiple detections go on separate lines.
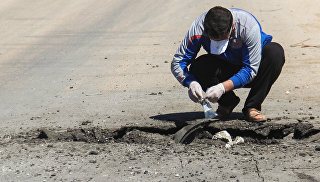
171, 6, 285, 121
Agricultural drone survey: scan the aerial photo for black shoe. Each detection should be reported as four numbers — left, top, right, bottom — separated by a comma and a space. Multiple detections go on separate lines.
216, 96, 240, 119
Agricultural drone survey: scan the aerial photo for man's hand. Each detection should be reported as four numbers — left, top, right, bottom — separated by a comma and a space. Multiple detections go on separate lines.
205, 83, 225, 103
188, 81, 203, 103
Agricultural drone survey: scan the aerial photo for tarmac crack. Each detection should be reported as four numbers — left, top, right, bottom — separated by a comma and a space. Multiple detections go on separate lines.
32, 126, 180, 144
179, 157, 184, 169
244, 149, 265, 182
4, 120, 320, 145
205, 122, 319, 140
175, 120, 320, 144
253, 158, 264, 182
113, 126, 179, 139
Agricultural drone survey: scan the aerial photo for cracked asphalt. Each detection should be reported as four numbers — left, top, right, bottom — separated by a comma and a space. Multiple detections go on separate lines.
1, 0, 320, 181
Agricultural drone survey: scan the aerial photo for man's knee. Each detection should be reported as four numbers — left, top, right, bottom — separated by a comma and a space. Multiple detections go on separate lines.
262, 42, 285, 69
190, 54, 216, 75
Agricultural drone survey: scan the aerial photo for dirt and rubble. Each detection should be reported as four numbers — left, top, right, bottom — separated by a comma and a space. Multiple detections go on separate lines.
1, 117, 320, 181
1, 0, 320, 181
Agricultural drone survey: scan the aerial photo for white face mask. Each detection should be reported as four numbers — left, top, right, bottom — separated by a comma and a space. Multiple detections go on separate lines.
210, 38, 229, 55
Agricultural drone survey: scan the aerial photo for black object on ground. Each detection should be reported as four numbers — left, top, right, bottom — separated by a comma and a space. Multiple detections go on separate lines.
174, 119, 218, 144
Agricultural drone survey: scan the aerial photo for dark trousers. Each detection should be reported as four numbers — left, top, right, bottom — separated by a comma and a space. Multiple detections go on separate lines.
189, 42, 285, 114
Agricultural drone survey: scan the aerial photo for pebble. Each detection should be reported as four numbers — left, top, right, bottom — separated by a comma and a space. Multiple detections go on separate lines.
232, 152, 239, 155
299, 153, 306, 157
89, 151, 99, 155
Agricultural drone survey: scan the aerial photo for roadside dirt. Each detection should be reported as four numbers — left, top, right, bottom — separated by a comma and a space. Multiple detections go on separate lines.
1, 0, 320, 181
1, 117, 320, 181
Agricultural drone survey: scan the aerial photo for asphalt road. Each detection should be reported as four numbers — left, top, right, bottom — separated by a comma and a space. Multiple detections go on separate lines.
1, 1, 320, 181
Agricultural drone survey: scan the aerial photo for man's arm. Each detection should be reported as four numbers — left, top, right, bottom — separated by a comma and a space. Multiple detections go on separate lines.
213, 24, 261, 93
229, 25, 262, 89
171, 13, 205, 87
222, 79, 234, 92
206, 25, 262, 102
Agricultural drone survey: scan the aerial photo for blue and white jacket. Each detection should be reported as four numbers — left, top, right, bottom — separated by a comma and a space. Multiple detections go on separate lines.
171, 8, 272, 89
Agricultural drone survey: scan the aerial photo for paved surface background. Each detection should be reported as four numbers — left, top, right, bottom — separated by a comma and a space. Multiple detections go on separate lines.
1, 0, 320, 181
1, 0, 320, 132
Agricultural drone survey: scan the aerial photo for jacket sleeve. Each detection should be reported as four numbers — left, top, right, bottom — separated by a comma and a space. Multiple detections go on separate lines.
171, 19, 203, 87
229, 25, 262, 88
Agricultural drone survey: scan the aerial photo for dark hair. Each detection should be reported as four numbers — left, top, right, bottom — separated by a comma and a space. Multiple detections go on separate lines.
204, 6, 233, 39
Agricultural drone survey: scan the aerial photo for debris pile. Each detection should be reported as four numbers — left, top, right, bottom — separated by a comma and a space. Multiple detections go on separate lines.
212, 130, 245, 148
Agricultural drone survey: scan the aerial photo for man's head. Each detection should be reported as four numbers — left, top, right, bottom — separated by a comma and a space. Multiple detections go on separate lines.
204, 6, 233, 40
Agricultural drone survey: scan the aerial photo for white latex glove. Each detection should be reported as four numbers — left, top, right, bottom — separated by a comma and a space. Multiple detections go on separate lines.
205, 83, 225, 103
188, 81, 203, 103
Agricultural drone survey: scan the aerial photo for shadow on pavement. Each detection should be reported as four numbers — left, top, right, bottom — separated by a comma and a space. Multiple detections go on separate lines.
150, 112, 244, 127
150, 112, 203, 127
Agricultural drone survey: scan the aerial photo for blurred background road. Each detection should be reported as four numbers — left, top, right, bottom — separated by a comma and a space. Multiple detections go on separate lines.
1, 0, 320, 133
